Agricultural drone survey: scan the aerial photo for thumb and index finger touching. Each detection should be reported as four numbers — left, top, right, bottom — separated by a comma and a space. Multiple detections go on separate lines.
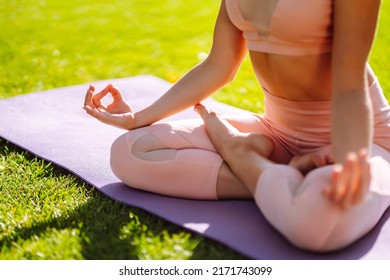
83, 83, 126, 122
92, 84, 124, 107
83, 83, 125, 111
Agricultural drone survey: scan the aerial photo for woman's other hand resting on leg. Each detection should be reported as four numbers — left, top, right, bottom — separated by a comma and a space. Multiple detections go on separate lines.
289, 149, 371, 210
323, 149, 371, 210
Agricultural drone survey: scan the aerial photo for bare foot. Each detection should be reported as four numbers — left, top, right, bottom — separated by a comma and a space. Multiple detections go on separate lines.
322, 149, 371, 209
195, 103, 275, 193
194, 103, 274, 160
289, 152, 333, 175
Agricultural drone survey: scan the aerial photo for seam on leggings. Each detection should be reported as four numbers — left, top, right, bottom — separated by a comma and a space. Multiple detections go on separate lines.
173, 128, 218, 152
125, 132, 179, 164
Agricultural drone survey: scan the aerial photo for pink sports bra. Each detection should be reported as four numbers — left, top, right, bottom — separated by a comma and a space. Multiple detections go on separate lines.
225, 0, 333, 56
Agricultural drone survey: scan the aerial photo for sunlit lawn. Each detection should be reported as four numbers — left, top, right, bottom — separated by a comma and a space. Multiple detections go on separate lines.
1, 0, 389, 259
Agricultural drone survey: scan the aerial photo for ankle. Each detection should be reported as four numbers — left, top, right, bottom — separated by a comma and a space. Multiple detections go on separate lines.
220, 134, 272, 163
247, 134, 275, 158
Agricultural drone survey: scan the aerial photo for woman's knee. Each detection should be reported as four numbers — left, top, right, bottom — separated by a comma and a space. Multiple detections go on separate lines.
284, 162, 388, 252
110, 133, 132, 182
257, 165, 341, 252
287, 166, 338, 251
110, 131, 222, 199
110, 131, 161, 184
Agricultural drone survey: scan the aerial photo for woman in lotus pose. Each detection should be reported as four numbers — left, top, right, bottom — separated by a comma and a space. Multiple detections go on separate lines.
83, 0, 390, 251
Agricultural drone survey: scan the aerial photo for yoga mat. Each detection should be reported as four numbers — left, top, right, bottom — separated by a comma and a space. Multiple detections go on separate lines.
0, 75, 389, 259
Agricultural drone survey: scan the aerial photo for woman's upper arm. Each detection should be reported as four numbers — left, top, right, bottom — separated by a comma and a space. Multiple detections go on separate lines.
332, 0, 381, 94
205, 0, 247, 78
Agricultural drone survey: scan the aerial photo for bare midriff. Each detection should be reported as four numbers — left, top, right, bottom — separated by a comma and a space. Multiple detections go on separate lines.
249, 51, 376, 102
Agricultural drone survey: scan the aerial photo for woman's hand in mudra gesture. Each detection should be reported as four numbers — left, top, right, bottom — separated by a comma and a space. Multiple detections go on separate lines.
83, 84, 135, 130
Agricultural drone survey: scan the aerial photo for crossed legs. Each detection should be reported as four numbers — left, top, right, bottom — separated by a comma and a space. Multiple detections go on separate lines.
110, 117, 271, 200
193, 104, 331, 195
110, 104, 390, 251
194, 103, 390, 251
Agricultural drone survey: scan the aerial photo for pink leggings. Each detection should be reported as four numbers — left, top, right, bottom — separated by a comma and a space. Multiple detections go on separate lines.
110, 80, 390, 251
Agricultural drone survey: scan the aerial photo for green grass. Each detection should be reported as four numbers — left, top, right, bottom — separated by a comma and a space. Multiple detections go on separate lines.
0, 140, 245, 259
0, 0, 250, 260
1, 0, 390, 260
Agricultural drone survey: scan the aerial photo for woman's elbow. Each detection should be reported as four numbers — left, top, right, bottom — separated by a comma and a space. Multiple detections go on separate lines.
203, 53, 243, 85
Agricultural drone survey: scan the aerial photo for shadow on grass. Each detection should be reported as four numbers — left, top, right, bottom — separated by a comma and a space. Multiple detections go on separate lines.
0, 195, 136, 259
0, 139, 246, 260
0, 192, 246, 259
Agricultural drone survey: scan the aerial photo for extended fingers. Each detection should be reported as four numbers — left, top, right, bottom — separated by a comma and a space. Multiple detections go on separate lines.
83, 105, 111, 124
324, 150, 371, 209
83, 105, 133, 130
352, 150, 371, 204
92, 84, 110, 107
84, 84, 96, 108
83, 105, 104, 119
323, 154, 355, 206
324, 163, 345, 203
341, 153, 360, 208
343, 150, 370, 206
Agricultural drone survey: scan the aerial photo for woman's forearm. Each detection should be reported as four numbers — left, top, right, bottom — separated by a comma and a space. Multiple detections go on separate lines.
331, 89, 373, 163
133, 58, 236, 128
